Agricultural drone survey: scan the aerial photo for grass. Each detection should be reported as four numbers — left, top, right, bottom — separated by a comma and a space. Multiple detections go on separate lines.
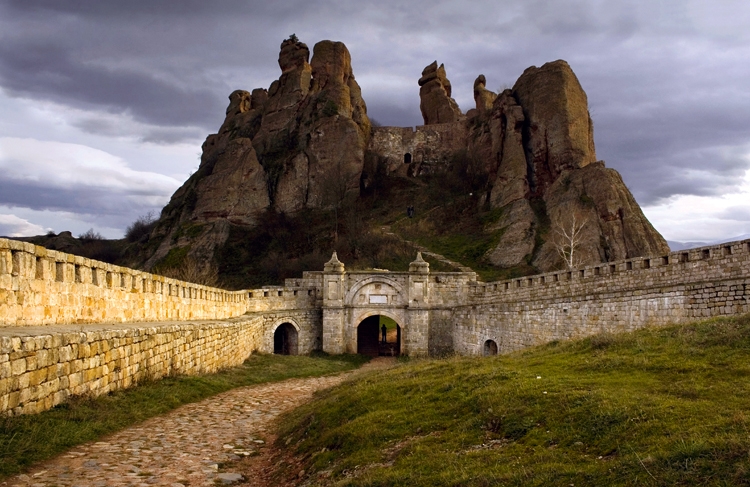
278, 315, 750, 486
0, 352, 368, 480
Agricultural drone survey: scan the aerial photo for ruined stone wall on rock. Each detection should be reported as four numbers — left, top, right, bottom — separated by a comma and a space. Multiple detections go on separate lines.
368, 123, 467, 177
453, 239, 750, 355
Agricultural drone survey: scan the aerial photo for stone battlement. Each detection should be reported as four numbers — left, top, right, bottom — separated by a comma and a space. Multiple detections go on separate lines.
0, 238, 247, 326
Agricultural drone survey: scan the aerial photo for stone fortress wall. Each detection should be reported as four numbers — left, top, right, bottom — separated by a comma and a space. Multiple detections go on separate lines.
452, 239, 750, 355
369, 123, 468, 176
2, 236, 750, 415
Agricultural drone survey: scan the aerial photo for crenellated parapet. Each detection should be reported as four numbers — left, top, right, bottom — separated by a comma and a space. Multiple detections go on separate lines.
0, 238, 247, 326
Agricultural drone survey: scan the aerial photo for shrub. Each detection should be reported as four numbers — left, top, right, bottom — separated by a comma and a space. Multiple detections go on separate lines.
78, 228, 103, 241
125, 212, 157, 243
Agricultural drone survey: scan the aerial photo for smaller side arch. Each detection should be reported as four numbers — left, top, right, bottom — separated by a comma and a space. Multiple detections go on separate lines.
483, 339, 498, 356
271, 319, 301, 356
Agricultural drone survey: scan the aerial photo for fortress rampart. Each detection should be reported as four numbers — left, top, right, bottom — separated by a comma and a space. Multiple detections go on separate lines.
1, 236, 750, 415
0, 239, 247, 326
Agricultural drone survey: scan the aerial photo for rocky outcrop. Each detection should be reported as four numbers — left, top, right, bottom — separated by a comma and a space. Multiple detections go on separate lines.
145, 37, 370, 271
473, 74, 497, 114
142, 42, 666, 279
475, 60, 668, 270
419, 61, 463, 125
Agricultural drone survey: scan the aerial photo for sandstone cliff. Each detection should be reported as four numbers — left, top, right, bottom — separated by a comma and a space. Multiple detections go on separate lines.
145, 37, 371, 270
143, 40, 666, 280
472, 60, 668, 270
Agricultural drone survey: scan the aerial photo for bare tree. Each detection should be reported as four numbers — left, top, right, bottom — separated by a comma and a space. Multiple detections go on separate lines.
551, 210, 590, 269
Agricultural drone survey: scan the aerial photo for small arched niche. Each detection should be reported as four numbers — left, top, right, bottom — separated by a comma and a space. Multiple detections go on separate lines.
483, 339, 498, 356
404, 153, 412, 164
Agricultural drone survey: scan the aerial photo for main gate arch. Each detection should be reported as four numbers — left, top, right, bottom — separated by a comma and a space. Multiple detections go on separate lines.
321, 252, 434, 357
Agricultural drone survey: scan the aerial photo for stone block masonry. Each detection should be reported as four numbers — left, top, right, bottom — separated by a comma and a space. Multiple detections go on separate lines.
0, 318, 263, 415
0, 238, 248, 326
453, 240, 750, 355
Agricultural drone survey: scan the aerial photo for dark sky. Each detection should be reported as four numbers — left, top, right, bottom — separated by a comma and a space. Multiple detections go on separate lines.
0, 0, 749, 242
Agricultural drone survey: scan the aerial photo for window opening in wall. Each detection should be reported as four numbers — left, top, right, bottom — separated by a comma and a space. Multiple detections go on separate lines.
504, 282, 509, 290
278, 290, 283, 296
626, 261, 633, 270
273, 323, 299, 355
11, 251, 20, 276
404, 153, 412, 164
610, 264, 616, 273
308, 289, 313, 296
293, 290, 298, 296
594, 267, 600, 276
643, 259, 651, 269
36, 257, 44, 279
55, 262, 64, 282
702, 249, 710, 259
540, 276, 546, 284
264, 291, 269, 297
74, 264, 81, 283
92, 269, 99, 286
516, 280, 521, 288
680, 253, 689, 263
724, 246, 732, 256
746, 242, 750, 253
120, 274, 126, 288
248, 292, 253, 298
527, 278, 533, 286
662, 256, 669, 265
567, 271, 572, 280
357, 315, 401, 357
483, 339, 498, 356
579, 269, 585, 278
553, 274, 559, 282
106, 272, 112, 288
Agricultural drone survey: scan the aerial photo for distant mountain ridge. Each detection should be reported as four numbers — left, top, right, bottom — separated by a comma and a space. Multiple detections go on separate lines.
669, 233, 750, 251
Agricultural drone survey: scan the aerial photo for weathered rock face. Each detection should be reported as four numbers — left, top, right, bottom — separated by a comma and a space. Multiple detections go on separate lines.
419, 61, 463, 125
143, 42, 666, 279
512, 60, 597, 196
145, 37, 370, 271
473, 74, 497, 114
473, 60, 668, 270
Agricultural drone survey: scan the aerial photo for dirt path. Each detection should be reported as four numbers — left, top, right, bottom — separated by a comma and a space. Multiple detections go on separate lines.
2, 358, 396, 487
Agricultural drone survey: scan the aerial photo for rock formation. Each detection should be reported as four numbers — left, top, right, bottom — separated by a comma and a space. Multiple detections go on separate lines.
476, 60, 667, 269
143, 40, 667, 278
473, 74, 497, 114
145, 37, 370, 270
418, 61, 463, 125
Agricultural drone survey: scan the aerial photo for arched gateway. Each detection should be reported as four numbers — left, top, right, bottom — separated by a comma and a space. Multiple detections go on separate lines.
273, 322, 298, 355
321, 252, 431, 356
357, 315, 402, 356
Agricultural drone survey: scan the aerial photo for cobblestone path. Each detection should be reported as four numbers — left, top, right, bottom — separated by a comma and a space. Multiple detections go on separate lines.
2, 359, 395, 487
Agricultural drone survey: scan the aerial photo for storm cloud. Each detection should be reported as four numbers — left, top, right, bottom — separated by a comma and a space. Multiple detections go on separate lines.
0, 0, 748, 239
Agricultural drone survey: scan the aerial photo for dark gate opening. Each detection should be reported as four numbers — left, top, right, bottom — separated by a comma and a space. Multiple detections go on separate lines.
484, 339, 498, 356
357, 315, 401, 357
404, 153, 412, 164
274, 323, 299, 355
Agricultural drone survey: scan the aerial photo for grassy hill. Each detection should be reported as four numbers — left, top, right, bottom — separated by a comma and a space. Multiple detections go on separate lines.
276, 315, 750, 486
